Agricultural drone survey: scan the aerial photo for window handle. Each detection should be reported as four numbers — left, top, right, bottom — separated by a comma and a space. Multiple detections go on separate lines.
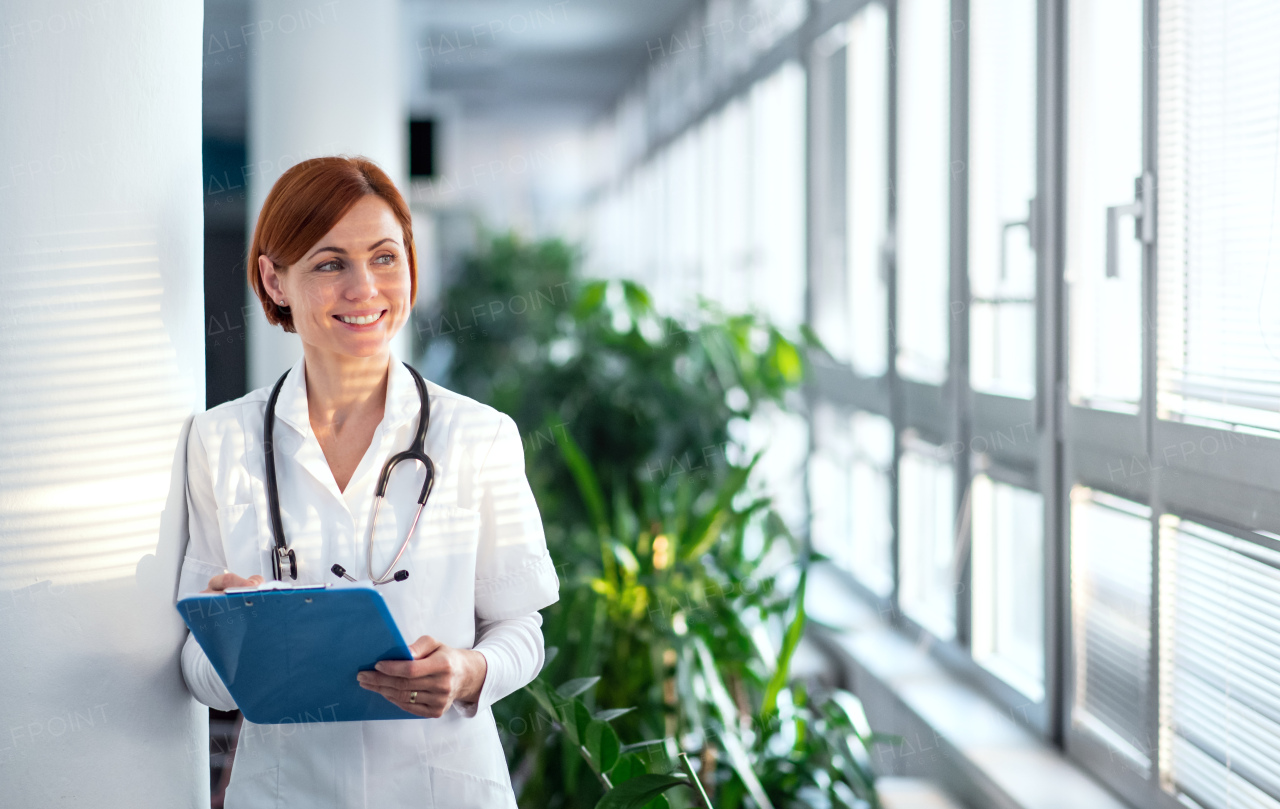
1105, 172, 1155, 278
879, 226, 895, 284
998, 198, 1036, 282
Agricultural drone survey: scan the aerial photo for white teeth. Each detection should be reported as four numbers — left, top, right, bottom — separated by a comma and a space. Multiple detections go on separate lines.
338, 312, 382, 325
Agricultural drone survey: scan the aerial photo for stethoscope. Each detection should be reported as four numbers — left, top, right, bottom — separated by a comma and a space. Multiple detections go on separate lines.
263, 361, 435, 585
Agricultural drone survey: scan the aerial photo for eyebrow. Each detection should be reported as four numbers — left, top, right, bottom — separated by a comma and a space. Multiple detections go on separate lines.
306, 238, 400, 260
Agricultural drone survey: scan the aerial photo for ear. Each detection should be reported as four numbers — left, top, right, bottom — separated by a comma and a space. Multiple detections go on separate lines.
259, 255, 284, 303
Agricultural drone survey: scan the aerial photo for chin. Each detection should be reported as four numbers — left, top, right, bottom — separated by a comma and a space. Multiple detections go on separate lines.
337, 339, 393, 358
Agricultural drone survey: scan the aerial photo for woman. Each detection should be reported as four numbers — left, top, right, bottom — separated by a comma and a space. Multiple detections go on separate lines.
176, 156, 559, 808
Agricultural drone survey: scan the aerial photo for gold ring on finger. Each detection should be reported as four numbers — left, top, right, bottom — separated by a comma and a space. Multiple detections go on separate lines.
410, 691, 417, 704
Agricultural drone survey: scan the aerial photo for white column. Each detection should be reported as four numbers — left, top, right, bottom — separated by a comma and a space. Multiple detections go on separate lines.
0, 1, 206, 806
247, 0, 407, 389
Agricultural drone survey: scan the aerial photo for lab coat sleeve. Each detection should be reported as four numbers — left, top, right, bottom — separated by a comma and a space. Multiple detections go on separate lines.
471, 414, 560, 621
453, 612, 545, 718
455, 413, 559, 717
176, 420, 239, 712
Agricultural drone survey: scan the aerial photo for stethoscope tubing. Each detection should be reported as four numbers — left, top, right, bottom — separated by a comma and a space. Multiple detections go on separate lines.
263, 360, 434, 584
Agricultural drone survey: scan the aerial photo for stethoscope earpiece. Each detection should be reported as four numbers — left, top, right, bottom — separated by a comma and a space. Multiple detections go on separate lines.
330, 563, 409, 585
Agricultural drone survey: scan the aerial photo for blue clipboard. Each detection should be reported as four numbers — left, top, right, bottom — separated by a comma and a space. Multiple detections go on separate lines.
176, 583, 417, 724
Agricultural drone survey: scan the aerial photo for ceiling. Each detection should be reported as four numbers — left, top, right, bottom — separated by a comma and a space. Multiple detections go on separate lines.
406, 0, 697, 122
202, 0, 698, 138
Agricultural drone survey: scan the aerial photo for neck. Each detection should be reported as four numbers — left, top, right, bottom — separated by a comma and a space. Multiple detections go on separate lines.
300, 346, 392, 434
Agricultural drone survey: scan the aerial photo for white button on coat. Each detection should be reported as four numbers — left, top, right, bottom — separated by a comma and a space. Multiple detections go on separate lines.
176, 354, 560, 808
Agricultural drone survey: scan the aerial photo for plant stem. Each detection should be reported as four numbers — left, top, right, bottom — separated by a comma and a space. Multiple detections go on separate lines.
679, 752, 713, 808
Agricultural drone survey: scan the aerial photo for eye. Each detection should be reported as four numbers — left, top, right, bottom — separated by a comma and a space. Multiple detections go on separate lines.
373, 253, 397, 266
315, 258, 342, 272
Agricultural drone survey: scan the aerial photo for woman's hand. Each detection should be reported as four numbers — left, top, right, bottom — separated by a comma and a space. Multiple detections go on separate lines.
356, 635, 488, 719
202, 572, 264, 593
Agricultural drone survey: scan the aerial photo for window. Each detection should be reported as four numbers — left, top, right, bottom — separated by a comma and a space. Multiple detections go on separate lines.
971, 474, 1044, 700
899, 438, 957, 640
586, 3, 1280, 807
967, 0, 1037, 398
748, 63, 807, 330
1064, 0, 1146, 411
809, 3, 890, 377
894, 0, 952, 384
846, 3, 889, 378
587, 65, 802, 325
848, 411, 895, 596
1157, 0, 1280, 434
810, 403, 856, 571
811, 406, 896, 596
709, 99, 752, 311
1159, 515, 1280, 809
1070, 487, 1153, 770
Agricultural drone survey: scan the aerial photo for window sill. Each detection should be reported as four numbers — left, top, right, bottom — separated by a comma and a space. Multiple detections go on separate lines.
806, 564, 1133, 809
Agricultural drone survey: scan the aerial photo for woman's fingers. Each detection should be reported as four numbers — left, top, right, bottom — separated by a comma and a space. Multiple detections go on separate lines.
356, 668, 449, 693
356, 677, 451, 717
373, 635, 445, 679
201, 572, 265, 593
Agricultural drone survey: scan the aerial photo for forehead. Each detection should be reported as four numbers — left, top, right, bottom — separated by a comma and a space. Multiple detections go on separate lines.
318, 195, 402, 244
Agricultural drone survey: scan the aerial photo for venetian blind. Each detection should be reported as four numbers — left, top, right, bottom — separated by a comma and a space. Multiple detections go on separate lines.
1157, 0, 1280, 433
1161, 516, 1280, 809
1070, 488, 1153, 770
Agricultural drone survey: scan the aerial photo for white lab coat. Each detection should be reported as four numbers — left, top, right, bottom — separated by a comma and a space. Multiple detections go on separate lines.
175, 354, 560, 808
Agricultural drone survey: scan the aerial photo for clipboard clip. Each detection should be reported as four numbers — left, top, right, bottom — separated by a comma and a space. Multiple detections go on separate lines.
224, 582, 328, 594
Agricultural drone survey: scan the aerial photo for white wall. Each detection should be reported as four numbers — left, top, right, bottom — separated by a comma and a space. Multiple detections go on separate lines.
0, 0, 207, 805
247, 0, 407, 389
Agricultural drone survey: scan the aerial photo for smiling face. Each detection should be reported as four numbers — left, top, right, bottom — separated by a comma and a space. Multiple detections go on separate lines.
258, 195, 411, 360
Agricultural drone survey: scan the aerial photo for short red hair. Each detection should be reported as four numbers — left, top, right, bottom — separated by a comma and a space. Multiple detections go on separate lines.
249, 156, 417, 333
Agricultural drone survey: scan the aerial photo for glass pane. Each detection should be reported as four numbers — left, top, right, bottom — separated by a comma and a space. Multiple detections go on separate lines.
971, 474, 1045, 700
1065, 0, 1145, 410
1070, 486, 1153, 771
714, 99, 752, 311
847, 2, 889, 377
809, 4, 889, 376
809, 36, 851, 364
850, 411, 895, 596
895, 0, 951, 384
809, 406, 895, 596
749, 62, 807, 330
1156, 0, 1280, 434
1159, 515, 1280, 809
809, 404, 854, 568
967, 0, 1037, 398
899, 441, 957, 639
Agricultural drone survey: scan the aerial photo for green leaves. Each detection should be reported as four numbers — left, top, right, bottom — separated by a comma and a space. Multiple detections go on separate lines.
586, 719, 622, 773
761, 566, 808, 721
594, 707, 636, 722
559, 676, 603, 699
525, 675, 692, 809
556, 424, 609, 537
595, 774, 689, 809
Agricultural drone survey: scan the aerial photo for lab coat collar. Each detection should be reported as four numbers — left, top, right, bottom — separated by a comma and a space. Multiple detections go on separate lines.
271, 352, 421, 439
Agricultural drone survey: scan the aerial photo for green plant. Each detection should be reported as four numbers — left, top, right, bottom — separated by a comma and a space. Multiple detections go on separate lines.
421, 232, 884, 808
524, 673, 698, 809
542, 442, 888, 809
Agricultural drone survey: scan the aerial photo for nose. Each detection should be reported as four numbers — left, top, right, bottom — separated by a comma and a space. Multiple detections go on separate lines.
344, 261, 378, 302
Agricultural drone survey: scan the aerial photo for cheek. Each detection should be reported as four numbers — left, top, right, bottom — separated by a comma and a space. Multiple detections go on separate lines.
390, 269, 413, 303
296, 280, 341, 315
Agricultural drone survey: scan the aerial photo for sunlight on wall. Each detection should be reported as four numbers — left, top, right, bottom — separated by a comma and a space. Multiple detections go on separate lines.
0, 218, 194, 591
